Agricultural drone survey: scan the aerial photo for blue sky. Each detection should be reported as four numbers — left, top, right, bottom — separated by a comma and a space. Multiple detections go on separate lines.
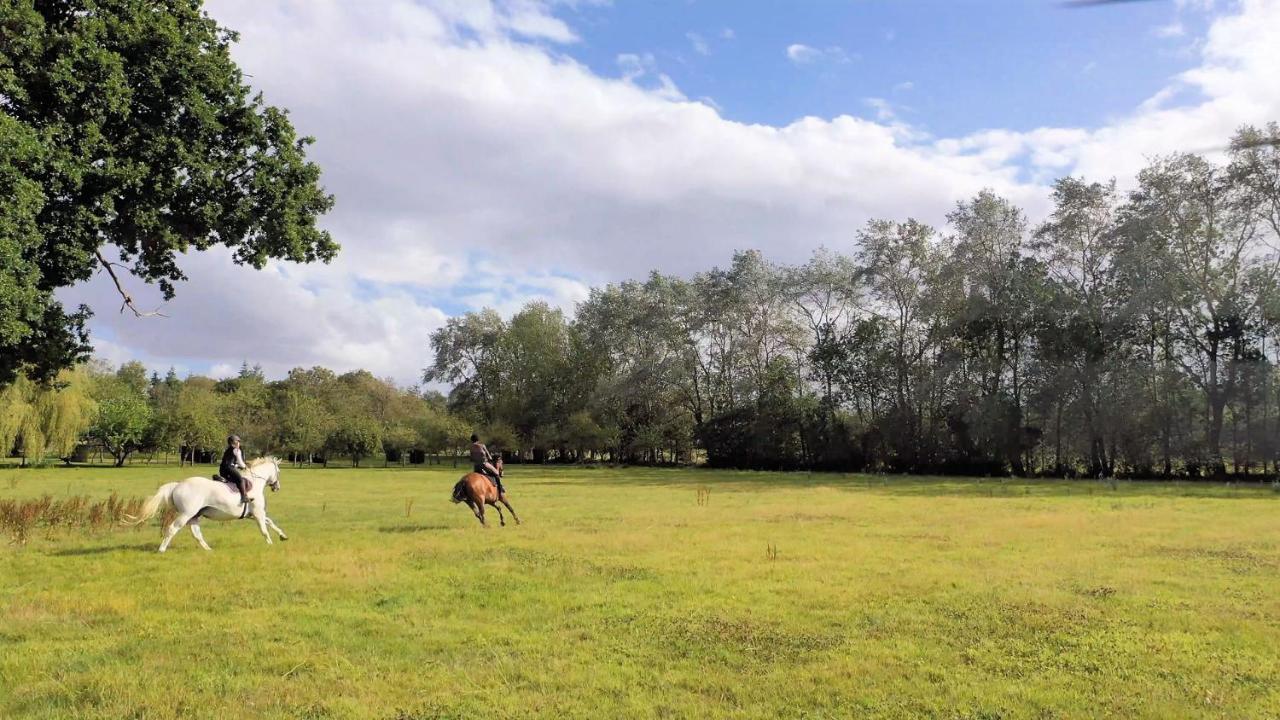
64, 0, 1279, 384
558, 0, 1208, 135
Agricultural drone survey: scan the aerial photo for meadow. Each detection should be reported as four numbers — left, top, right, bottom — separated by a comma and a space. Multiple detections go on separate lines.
1, 463, 1278, 719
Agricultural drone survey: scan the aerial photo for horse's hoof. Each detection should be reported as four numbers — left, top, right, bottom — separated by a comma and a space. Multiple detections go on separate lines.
280, 535, 289, 541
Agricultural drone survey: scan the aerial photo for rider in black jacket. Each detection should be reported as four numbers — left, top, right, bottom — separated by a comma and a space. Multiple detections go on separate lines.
219, 435, 251, 505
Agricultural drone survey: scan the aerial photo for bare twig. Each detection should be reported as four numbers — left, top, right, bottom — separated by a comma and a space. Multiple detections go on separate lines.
94, 249, 169, 318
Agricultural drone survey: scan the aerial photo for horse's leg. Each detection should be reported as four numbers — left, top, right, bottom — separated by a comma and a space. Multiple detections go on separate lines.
158, 511, 195, 553
264, 515, 288, 541
472, 498, 487, 526
492, 500, 506, 527
253, 506, 273, 545
189, 519, 212, 551
499, 496, 521, 525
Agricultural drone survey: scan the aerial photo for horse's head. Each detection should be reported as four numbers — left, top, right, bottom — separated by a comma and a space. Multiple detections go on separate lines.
250, 456, 283, 492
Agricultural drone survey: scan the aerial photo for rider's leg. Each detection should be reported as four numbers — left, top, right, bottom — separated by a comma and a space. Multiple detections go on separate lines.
484, 462, 505, 494
230, 468, 249, 504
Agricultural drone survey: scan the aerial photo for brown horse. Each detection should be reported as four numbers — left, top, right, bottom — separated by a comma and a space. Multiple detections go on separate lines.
450, 456, 520, 526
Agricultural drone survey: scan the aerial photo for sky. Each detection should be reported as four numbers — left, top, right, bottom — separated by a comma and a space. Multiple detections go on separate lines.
60, 0, 1280, 387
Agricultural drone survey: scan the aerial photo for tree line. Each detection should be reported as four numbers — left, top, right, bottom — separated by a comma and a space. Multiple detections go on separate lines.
428, 125, 1280, 479
1, 361, 473, 468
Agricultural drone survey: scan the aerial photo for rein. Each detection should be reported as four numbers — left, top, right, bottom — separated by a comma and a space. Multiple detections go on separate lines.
237, 465, 274, 520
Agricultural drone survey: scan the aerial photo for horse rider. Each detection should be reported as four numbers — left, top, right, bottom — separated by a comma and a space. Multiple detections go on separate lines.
220, 434, 251, 505
470, 434, 505, 494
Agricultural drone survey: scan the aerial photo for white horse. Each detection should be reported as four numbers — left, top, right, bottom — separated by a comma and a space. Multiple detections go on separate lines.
125, 456, 288, 553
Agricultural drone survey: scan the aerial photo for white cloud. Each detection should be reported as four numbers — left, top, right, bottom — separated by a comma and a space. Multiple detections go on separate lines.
687, 31, 710, 56
893, 81, 915, 92
58, 0, 1280, 385
616, 52, 651, 81
721, 28, 735, 40
1156, 20, 1186, 38
786, 43, 851, 66
616, 52, 685, 100
864, 98, 896, 122
786, 43, 821, 64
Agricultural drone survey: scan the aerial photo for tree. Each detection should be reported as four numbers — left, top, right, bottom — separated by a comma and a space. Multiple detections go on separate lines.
87, 367, 154, 466
855, 219, 948, 467
1121, 153, 1276, 475
275, 388, 331, 465
0, 365, 96, 464
0, 0, 336, 385
326, 415, 382, 467
159, 377, 225, 465
425, 309, 505, 421
1033, 178, 1126, 475
493, 302, 575, 447
562, 410, 610, 461
945, 190, 1043, 473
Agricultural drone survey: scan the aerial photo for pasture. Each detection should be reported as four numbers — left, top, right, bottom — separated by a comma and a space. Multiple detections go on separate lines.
2, 464, 1279, 719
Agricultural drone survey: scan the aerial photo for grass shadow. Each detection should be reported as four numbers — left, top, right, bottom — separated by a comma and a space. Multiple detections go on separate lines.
46, 542, 156, 557
379, 523, 452, 534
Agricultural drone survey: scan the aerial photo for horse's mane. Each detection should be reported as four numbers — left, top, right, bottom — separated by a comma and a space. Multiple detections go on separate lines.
248, 455, 281, 468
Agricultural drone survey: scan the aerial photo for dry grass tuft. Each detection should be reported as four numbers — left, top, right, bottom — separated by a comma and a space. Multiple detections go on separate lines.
0, 493, 144, 546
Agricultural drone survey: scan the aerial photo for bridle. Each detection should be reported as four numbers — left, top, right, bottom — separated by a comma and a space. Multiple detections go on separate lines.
247, 462, 282, 493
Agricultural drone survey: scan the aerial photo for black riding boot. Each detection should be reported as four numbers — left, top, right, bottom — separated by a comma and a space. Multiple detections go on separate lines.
494, 474, 506, 495
236, 477, 250, 504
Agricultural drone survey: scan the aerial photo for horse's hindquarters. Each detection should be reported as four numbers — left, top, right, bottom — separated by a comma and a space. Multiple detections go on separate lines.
459, 473, 499, 504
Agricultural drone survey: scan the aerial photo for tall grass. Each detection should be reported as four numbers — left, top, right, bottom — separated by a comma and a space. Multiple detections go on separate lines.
0, 493, 143, 546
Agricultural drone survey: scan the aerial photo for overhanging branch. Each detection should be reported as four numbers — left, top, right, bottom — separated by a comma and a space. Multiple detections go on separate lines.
94, 250, 169, 318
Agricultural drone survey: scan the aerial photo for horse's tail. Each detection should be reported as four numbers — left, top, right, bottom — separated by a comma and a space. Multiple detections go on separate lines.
122, 482, 177, 526
450, 478, 468, 504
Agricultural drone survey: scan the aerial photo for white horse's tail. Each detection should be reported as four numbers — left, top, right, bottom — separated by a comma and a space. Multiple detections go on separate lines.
123, 482, 177, 526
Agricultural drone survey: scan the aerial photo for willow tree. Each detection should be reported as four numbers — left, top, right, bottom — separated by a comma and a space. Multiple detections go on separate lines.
0, 366, 97, 464
0, 0, 336, 384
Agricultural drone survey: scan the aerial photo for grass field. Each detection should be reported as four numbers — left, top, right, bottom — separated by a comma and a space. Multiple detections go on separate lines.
2, 463, 1279, 719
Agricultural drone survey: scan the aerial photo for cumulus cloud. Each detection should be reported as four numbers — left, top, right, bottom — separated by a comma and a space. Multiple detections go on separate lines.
786, 43, 821, 64
616, 52, 684, 100
57, 0, 1280, 384
786, 43, 851, 66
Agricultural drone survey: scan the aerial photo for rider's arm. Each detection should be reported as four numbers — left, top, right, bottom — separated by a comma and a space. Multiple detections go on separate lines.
234, 447, 247, 469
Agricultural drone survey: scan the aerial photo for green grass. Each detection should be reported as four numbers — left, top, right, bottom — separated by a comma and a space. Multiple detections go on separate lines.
2, 464, 1279, 719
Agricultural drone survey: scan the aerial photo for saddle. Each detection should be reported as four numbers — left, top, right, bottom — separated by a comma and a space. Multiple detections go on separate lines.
212, 474, 253, 493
